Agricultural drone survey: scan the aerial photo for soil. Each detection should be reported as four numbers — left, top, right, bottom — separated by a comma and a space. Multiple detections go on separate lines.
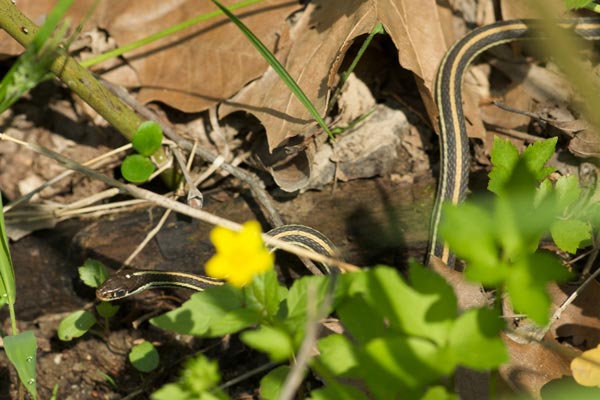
0, 80, 437, 399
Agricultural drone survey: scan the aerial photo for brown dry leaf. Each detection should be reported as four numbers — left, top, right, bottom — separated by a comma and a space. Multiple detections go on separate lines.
571, 345, 600, 387
499, 333, 573, 397
0, 0, 300, 112
221, 0, 449, 190
222, 0, 448, 150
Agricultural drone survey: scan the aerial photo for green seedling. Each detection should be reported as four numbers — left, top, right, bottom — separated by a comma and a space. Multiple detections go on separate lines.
121, 121, 164, 183
129, 341, 160, 373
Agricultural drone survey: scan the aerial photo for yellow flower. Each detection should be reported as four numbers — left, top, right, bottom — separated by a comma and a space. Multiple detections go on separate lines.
205, 221, 274, 287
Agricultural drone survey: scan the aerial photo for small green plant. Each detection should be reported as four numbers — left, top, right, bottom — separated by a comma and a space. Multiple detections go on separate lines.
441, 137, 594, 325
57, 259, 118, 341
120, 121, 164, 183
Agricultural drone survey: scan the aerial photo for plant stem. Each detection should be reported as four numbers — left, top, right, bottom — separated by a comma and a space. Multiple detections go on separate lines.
0, 0, 169, 166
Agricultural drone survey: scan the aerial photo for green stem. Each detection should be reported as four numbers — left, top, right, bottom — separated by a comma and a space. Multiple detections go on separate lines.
81, 0, 265, 68
0, 0, 169, 165
327, 22, 384, 115
8, 303, 17, 335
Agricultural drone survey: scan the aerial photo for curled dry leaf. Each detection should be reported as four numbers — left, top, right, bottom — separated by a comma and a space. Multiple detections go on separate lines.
221, 0, 450, 191
0, 0, 300, 112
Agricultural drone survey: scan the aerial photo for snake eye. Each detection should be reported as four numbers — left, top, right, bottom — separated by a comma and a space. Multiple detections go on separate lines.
115, 289, 126, 298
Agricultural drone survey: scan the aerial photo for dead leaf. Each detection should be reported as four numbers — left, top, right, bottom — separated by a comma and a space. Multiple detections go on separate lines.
221, 0, 450, 190
571, 344, 600, 387
500, 333, 573, 398
0, 0, 299, 112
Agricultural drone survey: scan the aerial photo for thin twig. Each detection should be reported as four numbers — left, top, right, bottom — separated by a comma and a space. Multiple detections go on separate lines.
100, 78, 284, 227
0, 133, 359, 273
124, 208, 173, 266
3, 143, 131, 213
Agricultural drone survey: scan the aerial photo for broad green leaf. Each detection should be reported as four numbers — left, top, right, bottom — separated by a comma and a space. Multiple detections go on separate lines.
506, 252, 571, 325
440, 203, 503, 284
241, 326, 293, 361
283, 275, 332, 331
95, 301, 119, 319
337, 295, 387, 344
129, 341, 159, 372
551, 219, 590, 254
522, 136, 557, 180
364, 267, 453, 345
316, 334, 360, 377
260, 366, 290, 400
421, 386, 459, 400
132, 121, 163, 156
361, 336, 453, 398
151, 284, 243, 336
565, 0, 595, 10
448, 308, 507, 369
58, 310, 96, 341
121, 154, 155, 183
555, 175, 581, 211
308, 380, 370, 400
0, 195, 16, 305
534, 178, 552, 208
151, 384, 190, 400
78, 259, 109, 288
4, 330, 37, 399
205, 308, 261, 337
408, 261, 457, 324
488, 137, 519, 194
243, 268, 286, 320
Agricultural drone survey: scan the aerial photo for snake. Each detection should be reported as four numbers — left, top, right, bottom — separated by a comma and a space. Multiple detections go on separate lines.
97, 18, 600, 300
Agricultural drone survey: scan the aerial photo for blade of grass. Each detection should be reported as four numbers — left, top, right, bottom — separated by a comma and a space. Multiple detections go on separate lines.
81, 0, 265, 68
211, 0, 334, 140
327, 23, 384, 115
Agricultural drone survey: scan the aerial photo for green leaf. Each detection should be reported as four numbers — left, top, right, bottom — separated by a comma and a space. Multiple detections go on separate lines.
421, 386, 459, 400
308, 380, 370, 400
364, 267, 453, 345
488, 137, 519, 194
78, 259, 109, 288
555, 175, 581, 211
205, 308, 261, 337
129, 341, 159, 373
440, 202, 504, 284
58, 310, 96, 341
260, 366, 290, 400
0, 195, 16, 306
96, 301, 119, 319
522, 136, 557, 180
551, 219, 590, 254
179, 354, 223, 396
121, 154, 156, 183
4, 330, 37, 399
534, 178, 552, 208
151, 285, 245, 336
565, 0, 595, 10
337, 295, 387, 344
132, 121, 163, 156
151, 384, 190, 400
283, 275, 333, 331
316, 334, 360, 377
241, 325, 294, 361
360, 336, 453, 398
243, 268, 286, 320
506, 251, 571, 325
448, 308, 507, 370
